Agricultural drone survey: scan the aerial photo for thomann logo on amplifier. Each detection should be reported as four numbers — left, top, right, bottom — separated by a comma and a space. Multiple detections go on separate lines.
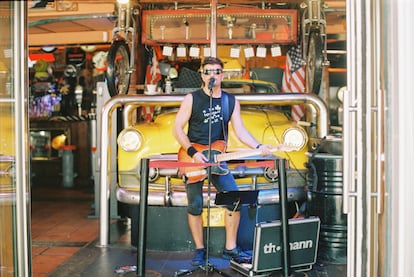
263, 240, 313, 254
248, 218, 320, 271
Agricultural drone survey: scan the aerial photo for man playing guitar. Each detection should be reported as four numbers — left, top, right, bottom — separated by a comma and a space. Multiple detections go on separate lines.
172, 57, 272, 266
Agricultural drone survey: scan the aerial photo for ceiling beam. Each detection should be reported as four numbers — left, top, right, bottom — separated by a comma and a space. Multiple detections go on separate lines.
136, 0, 344, 6
28, 2, 115, 22
29, 31, 113, 46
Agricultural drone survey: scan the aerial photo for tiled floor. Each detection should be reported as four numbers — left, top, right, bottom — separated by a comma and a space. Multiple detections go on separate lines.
31, 185, 99, 277
31, 185, 347, 277
30, 185, 240, 276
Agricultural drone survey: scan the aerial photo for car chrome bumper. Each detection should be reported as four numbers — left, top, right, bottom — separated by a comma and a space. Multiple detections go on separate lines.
116, 185, 307, 206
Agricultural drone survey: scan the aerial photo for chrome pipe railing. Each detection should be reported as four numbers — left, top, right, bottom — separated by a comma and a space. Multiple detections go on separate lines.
122, 93, 329, 136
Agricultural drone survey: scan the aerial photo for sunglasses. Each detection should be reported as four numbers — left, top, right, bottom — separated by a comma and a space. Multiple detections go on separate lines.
202, 69, 223, 75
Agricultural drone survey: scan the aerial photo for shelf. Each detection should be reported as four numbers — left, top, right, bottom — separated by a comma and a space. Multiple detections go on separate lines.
142, 8, 298, 45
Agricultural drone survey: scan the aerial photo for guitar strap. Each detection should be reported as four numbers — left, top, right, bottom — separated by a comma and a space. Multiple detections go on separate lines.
221, 92, 229, 141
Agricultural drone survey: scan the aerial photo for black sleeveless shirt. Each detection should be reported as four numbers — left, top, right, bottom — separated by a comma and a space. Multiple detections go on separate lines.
187, 89, 235, 145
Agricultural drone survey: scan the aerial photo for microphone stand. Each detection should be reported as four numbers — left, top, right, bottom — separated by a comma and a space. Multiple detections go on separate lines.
205, 81, 214, 272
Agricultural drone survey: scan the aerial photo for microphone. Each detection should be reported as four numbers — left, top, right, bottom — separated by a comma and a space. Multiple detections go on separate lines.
208, 77, 215, 90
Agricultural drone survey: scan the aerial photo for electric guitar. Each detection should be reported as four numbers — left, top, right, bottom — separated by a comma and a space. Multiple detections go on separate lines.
178, 140, 299, 183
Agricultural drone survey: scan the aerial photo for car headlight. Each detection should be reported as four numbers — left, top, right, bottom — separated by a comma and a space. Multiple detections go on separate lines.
282, 127, 307, 150
117, 128, 142, 152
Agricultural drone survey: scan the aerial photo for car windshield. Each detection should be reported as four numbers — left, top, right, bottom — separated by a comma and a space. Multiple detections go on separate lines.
221, 80, 278, 94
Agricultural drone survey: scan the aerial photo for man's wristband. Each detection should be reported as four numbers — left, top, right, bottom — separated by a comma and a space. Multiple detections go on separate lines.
187, 146, 197, 157
255, 144, 262, 149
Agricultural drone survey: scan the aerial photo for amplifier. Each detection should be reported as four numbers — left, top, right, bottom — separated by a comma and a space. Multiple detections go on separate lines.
231, 217, 320, 276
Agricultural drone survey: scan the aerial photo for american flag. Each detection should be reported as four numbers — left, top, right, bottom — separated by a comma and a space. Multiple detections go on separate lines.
282, 45, 306, 122
143, 47, 162, 122
145, 47, 162, 85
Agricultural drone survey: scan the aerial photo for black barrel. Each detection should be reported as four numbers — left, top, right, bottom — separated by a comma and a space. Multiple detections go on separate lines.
308, 153, 347, 264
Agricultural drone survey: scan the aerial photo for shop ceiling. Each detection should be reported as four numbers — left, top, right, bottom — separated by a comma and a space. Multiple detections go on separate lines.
28, 0, 345, 47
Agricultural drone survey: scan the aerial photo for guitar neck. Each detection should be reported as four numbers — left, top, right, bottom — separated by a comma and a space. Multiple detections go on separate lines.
214, 144, 297, 163
215, 149, 261, 162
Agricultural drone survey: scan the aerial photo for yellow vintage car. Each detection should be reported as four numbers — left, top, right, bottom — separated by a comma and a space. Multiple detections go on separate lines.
108, 77, 334, 250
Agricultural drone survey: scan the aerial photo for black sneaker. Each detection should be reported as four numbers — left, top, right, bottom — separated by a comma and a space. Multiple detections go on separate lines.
222, 246, 251, 261
191, 248, 206, 266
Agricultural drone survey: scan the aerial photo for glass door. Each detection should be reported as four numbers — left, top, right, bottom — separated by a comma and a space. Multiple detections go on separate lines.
343, 0, 387, 276
0, 2, 31, 276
